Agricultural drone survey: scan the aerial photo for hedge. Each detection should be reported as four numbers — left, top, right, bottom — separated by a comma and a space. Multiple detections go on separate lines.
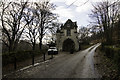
103, 45, 120, 74
2, 49, 48, 66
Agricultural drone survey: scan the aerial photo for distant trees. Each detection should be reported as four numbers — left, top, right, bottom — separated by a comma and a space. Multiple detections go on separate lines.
90, 0, 120, 45
78, 26, 99, 44
78, 27, 90, 43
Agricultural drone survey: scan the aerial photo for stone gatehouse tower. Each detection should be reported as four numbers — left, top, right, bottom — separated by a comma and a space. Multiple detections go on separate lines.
56, 19, 79, 51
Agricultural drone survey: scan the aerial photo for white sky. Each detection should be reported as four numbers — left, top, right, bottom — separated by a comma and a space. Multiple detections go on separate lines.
50, 0, 117, 27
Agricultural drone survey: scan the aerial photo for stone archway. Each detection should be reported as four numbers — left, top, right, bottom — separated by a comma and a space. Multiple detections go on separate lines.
62, 38, 75, 52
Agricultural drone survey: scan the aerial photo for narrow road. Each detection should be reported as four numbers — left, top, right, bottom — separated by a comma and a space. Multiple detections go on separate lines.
4, 43, 101, 78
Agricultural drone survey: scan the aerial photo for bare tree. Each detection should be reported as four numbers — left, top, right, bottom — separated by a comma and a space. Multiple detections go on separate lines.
23, 4, 39, 51
90, 0, 120, 44
34, 0, 58, 50
0, 1, 30, 52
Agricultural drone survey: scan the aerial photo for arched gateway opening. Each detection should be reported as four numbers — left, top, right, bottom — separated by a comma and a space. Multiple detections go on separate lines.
62, 38, 75, 52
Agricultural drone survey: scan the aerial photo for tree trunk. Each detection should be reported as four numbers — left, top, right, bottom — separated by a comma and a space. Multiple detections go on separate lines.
32, 43, 35, 51
117, 20, 120, 45
39, 29, 43, 50
32, 42, 35, 65
32, 52, 34, 65
39, 38, 42, 50
13, 51, 17, 70
105, 30, 111, 45
9, 43, 13, 53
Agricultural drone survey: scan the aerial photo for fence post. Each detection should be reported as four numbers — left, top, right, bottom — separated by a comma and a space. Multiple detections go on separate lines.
43, 53, 45, 61
14, 53, 17, 70
32, 51, 34, 65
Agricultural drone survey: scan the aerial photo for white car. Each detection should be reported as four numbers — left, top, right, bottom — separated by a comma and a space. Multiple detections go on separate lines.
48, 47, 58, 55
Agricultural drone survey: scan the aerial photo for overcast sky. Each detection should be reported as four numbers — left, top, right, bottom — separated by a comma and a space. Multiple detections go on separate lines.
3, 0, 115, 28
1, 0, 116, 44
50, 0, 115, 28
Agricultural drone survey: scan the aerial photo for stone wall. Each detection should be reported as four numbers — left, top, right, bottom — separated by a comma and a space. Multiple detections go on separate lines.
56, 27, 79, 51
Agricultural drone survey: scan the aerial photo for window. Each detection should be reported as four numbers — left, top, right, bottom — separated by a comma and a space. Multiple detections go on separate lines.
67, 24, 70, 27
67, 29, 71, 36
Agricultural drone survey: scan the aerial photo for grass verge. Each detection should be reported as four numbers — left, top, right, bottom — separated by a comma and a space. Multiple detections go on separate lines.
94, 46, 120, 79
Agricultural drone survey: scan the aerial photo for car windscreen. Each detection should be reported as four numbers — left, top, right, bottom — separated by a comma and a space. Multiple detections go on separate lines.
49, 47, 56, 49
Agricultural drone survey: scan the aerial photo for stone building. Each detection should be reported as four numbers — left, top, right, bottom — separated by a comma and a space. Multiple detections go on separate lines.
56, 19, 79, 51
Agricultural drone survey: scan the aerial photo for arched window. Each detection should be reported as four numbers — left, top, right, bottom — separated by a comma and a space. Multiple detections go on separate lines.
67, 29, 71, 36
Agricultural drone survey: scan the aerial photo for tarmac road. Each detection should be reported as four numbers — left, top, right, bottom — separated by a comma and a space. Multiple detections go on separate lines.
4, 43, 101, 78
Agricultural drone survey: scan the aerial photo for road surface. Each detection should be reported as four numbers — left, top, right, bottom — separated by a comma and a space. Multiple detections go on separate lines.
4, 43, 101, 78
